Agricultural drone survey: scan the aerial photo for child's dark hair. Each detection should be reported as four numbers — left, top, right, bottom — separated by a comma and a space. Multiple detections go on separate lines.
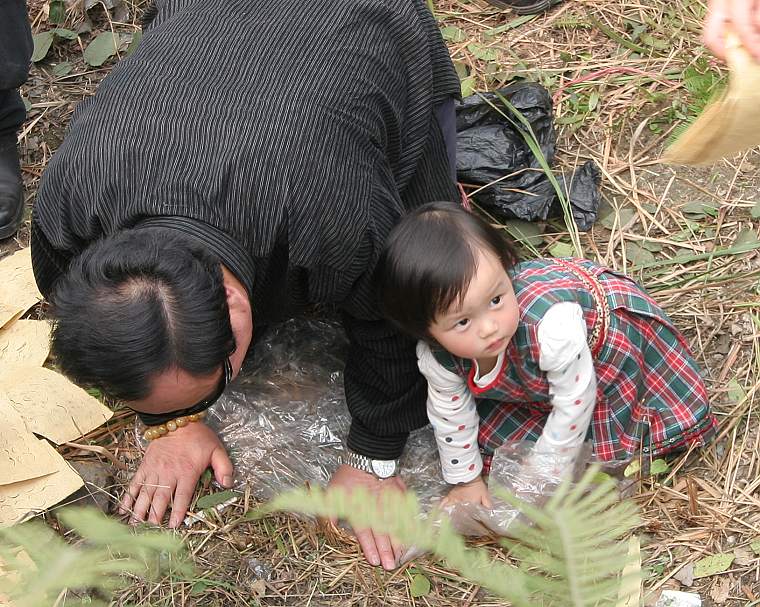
377, 201, 518, 340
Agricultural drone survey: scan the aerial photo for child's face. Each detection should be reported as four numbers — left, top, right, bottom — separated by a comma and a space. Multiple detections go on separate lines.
429, 248, 519, 362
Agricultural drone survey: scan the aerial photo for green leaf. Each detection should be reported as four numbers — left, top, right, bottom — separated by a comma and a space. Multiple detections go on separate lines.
190, 581, 208, 595
31, 31, 55, 62
640, 239, 662, 252
22, 97, 32, 112
648, 459, 669, 476
52, 61, 73, 77
592, 470, 614, 484
486, 14, 536, 36
49, 0, 66, 25
440, 26, 466, 43
502, 219, 544, 247
51, 28, 77, 40
85, 386, 102, 398
600, 206, 636, 230
453, 61, 469, 80
751, 200, 760, 219
680, 200, 719, 217
409, 573, 431, 597
750, 539, 760, 555
195, 490, 239, 510
727, 378, 746, 404
460, 76, 476, 98
734, 228, 760, 248
555, 114, 584, 125
467, 43, 498, 62
549, 242, 575, 258
639, 33, 668, 50
83, 32, 119, 67
625, 242, 656, 266
692, 553, 735, 578
624, 461, 641, 477
127, 30, 143, 56
588, 90, 599, 112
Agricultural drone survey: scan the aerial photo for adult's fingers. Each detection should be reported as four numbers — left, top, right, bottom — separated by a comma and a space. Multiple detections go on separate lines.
147, 483, 174, 525
390, 536, 404, 567
169, 477, 197, 528
210, 446, 235, 488
371, 530, 397, 571
729, 0, 760, 60
355, 526, 381, 567
119, 468, 145, 515
703, 4, 728, 60
130, 476, 164, 523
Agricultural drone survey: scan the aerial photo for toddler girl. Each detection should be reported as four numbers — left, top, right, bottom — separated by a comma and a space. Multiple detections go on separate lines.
378, 202, 716, 506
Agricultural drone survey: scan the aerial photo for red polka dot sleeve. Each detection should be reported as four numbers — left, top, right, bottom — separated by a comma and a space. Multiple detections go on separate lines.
534, 302, 597, 458
416, 341, 483, 484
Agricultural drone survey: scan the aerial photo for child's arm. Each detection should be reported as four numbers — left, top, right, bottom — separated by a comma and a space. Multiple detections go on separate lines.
532, 302, 597, 474
416, 341, 483, 485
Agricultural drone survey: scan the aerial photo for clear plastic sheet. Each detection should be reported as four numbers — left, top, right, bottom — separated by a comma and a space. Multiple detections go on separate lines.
138, 318, 625, 540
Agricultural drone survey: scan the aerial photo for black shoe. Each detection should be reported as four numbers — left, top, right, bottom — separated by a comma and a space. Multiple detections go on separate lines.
484, 0, 561, 15
0, 136, 23, 240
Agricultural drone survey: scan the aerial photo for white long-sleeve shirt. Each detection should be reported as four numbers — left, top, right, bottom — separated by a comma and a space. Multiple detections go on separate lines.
418, 302, 597, 484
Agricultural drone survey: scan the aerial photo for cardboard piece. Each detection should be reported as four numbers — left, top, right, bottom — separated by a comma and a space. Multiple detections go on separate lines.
0, 249, 42, 330
0, 548, 35, 606
0, 248, 115, 528
0, 408, 61, 486
0, 441, 84, 528
0, 369, 112, 445
663, 34, 760, 165
0, 320, 51, 370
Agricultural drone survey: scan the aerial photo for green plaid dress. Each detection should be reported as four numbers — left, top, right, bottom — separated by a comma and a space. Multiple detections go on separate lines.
431, 258, 717, 467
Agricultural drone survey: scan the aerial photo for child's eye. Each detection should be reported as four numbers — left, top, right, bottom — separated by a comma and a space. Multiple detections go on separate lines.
490, 295, 502, 306
455, 318, 470, 329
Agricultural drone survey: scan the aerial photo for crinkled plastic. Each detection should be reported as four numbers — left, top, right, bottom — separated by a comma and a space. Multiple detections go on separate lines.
455, 83, 601, 231
160, 318, 613, 541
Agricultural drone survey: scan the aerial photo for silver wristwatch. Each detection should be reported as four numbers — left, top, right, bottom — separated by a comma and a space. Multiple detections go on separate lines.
342, 450, 399, 479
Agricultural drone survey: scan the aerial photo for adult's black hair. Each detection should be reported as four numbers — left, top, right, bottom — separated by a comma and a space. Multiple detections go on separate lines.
49, 229, 236, 401
377, 201, 518, 340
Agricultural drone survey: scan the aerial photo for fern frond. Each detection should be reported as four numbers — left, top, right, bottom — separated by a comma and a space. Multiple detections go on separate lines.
0, 508, 191, 607
496, 471, 640, 606
271, 466, 641, 606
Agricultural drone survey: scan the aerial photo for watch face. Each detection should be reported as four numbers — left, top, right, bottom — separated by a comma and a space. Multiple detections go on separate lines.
370, 459, 397, 479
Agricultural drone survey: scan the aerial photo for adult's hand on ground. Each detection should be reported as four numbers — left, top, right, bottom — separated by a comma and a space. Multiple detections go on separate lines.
327, 464, 406, 570
704, 0, 760, 62
118, 421, 234, 528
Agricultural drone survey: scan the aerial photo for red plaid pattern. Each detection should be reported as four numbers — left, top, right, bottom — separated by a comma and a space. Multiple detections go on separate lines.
432, 258, 717, 466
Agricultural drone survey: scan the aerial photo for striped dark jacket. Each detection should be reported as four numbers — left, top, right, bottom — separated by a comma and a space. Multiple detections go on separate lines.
31, 0, 460, 459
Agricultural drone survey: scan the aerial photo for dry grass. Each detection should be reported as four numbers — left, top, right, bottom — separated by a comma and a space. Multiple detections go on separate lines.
9, 0, 760, 604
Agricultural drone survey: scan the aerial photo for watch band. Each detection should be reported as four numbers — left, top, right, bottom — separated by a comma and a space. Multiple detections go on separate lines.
342, 450, 399, 479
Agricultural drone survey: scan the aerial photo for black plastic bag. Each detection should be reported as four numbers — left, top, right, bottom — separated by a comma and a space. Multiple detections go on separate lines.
455, 82, 601, 231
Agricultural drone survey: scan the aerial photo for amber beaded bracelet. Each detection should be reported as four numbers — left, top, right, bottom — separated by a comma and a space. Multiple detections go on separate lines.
142, 411, 207, 441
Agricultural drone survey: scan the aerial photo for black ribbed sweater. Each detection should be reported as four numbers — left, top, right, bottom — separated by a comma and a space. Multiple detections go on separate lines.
31, 0, 460, 459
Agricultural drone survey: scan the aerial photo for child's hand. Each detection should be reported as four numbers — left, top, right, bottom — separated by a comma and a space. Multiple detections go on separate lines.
440, 476, 493, 509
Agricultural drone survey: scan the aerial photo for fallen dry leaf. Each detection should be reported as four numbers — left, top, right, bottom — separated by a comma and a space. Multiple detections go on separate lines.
673, 562, 694, 587
732, 547, 753, 566
709, 576, 732, 604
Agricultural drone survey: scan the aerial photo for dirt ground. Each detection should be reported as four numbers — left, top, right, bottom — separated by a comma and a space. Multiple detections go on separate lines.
4, 0, 760, 605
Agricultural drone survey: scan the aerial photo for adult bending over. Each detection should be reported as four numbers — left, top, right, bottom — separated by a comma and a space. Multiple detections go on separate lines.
31, 0, 460, 571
